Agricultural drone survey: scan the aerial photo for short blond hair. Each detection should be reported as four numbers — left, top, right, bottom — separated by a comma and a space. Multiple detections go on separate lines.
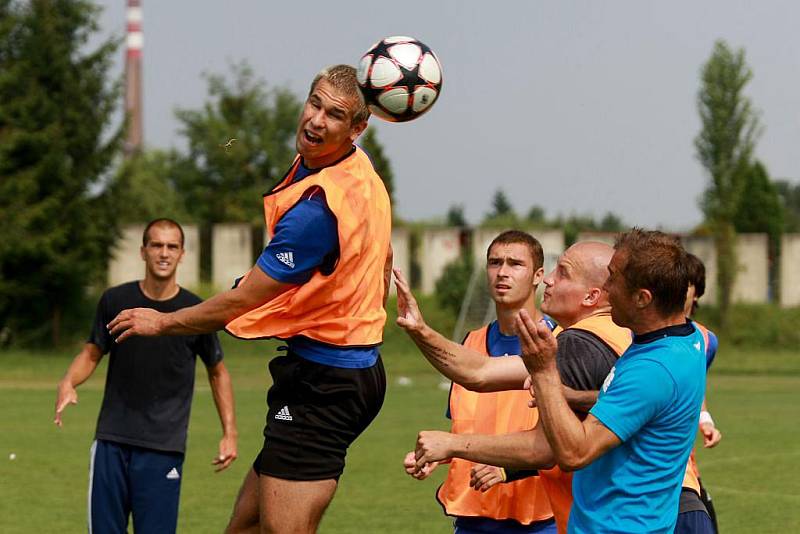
309, 64, 370, 125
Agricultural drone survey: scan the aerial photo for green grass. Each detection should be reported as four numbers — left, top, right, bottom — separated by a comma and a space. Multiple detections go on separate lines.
1, 299, 799, 532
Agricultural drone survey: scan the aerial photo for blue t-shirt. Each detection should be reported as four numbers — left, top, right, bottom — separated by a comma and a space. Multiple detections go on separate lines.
256, 159, 378, 368
569, 322, 706, 534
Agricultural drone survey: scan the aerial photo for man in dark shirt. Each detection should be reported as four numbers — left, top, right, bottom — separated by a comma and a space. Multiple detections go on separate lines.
54, 218, 237, 534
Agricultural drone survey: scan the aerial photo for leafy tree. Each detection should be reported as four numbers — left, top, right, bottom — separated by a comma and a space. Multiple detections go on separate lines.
482, 189, 518, 228
360, 126, 394, 204
599, 212, 625, 232
695, 40, 760, 327
435, 257, 473, 316
173, 62, 301, 226
0, 0, 122, 345
170, 62, 301, 279
776, 180, 800, 232
490, 189, 514, 218
108, 149, 192, 224
446, 204, 467, 227
526, 205, 546, 226
733, 161, 784, 300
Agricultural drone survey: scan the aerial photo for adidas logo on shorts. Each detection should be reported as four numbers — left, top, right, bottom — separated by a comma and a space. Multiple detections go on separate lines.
276, 251, 295, 269
275, 405, 293, 421
166, 467, 180, 480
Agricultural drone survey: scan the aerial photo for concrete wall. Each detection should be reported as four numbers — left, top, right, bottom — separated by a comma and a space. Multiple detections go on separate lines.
781, 234, 800, 307
732, 233, 769, 303
108, 225, 145, 287
212, 223, 252, 290
420, 228, 462, 294
682, 236, 718, 305
681, 234, 770, 305
108, 224, 199, 289
389, 227, 411, 294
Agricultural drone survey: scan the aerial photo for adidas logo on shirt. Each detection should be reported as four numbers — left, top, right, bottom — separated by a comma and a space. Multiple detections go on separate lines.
275, 405, 293, 421
166, 467, 180, 480
276, 251, 295, 269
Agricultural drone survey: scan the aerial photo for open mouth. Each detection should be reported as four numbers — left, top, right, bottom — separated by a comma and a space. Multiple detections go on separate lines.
304, 130, 323, 145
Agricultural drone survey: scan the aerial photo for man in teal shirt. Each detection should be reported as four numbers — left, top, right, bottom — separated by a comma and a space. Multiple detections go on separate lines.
515, 229, 705, 533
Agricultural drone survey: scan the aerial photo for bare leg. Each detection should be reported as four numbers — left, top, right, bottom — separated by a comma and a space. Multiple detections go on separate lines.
259, 475, 337, 534
225, 468, 261, 534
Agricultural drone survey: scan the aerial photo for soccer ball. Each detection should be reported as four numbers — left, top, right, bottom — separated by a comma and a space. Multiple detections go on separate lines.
356, 36, 443, 122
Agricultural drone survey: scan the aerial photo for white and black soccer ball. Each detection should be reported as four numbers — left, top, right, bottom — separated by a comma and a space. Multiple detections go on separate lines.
356, 36, 443, 123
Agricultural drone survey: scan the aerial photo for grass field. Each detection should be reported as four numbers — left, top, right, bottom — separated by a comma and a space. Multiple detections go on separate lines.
1, 298, 799, 532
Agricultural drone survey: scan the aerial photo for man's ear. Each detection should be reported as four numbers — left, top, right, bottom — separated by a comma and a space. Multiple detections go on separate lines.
140, 246, 146, 262
584, 287, 602, 306
350, 120, 368, 142
533, 267, 545, 286
634, 289, 653, 309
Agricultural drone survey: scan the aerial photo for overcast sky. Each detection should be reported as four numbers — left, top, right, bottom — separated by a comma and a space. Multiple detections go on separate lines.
93, 1, 800, 231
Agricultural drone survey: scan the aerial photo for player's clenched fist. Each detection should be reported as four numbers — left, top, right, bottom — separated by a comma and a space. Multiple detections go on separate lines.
414, 430, 457, 475
404, 450, 439, 480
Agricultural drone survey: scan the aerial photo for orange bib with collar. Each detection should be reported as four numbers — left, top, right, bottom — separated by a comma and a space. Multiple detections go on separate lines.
225, 147, 391, 346
437, 324, 554, 525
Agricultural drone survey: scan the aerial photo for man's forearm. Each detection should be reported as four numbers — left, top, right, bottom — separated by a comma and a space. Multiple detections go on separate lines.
407, 324, 526, 392
531, 366, 593, 470
160, 288, 255, 336
208, 365, 237, 437
450, 429, 555, 470
60, 345, 102, 388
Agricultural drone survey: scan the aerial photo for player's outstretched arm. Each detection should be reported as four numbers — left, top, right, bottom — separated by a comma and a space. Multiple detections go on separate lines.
516, 310, 620, 471
108, 267, 293, 342
55, 343, 103, 427
207, 361, 238, 472
413, 426, 555, 474
393, 268, 528, 392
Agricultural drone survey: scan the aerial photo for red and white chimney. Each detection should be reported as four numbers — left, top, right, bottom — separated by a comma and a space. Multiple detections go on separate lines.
124, 0, 143, 156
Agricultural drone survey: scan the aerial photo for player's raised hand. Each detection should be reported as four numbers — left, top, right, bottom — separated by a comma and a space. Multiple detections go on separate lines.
415, 430, 457, 474
515, 310, 558, 374
404, 450, 438, 480
54, 382, 78, 427
107, 307, 164, 343
394, 268, 426, 333
469, 464, 505, 493
700, 422, 722, 448
212, 433, 238, 472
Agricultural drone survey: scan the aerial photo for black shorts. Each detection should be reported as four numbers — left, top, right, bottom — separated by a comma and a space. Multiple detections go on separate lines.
253, 350, 386, 481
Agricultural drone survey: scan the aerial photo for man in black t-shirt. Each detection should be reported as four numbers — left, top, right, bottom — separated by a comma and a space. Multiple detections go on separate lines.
54, 219, 237, 534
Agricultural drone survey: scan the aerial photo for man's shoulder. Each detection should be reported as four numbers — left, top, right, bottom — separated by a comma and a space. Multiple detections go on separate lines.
557, 328, 616, 355
173, 287, 203, 308
101, 280, 142, 303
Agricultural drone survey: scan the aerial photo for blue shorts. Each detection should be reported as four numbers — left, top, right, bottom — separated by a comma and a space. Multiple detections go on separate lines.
89, 439, 185, 534
674, 510, 715, 534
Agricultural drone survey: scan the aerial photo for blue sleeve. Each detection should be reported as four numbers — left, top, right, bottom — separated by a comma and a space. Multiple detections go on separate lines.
705, 331, 718, 370
257, 194, 339, 285
589, 360, 675, 442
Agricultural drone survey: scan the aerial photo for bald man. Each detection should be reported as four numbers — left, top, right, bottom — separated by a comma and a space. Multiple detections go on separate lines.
395, 241, 631, 533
